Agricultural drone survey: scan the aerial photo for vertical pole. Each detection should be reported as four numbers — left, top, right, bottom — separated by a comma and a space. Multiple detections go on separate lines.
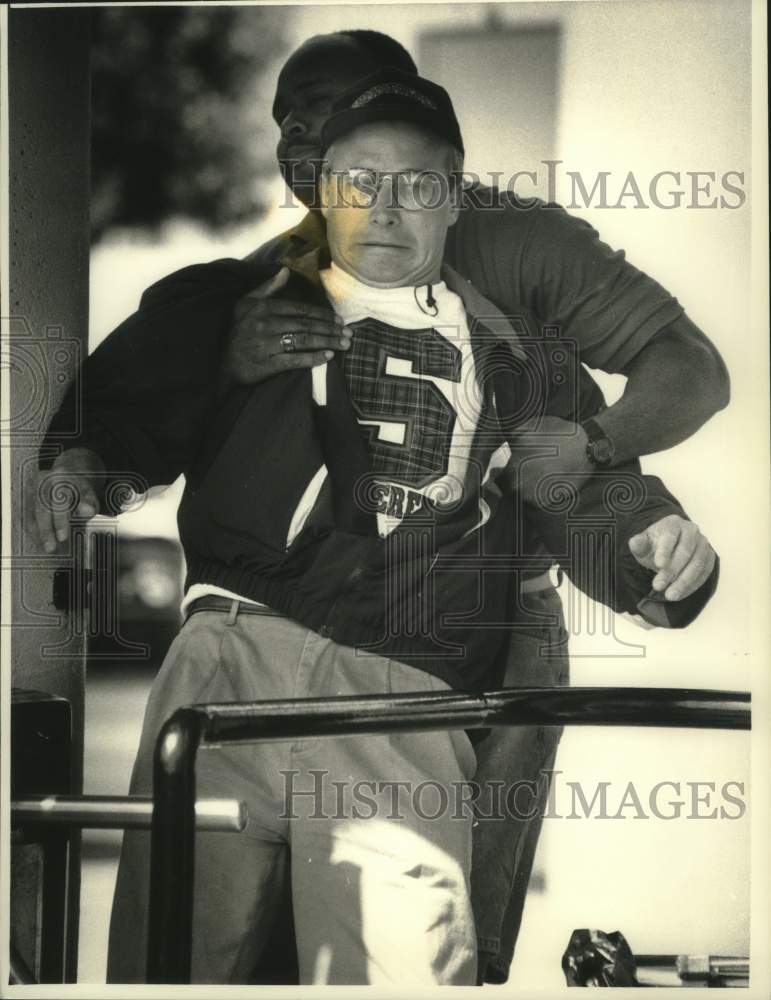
147, 709, 204, 984
7, 8, 91, 983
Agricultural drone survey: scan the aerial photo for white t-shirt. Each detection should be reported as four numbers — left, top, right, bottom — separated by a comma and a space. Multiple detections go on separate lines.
319, 263, 487, 537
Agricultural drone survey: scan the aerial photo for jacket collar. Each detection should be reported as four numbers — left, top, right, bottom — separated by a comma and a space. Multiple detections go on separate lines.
282, 240, 526, 361
441, 264, 526, 360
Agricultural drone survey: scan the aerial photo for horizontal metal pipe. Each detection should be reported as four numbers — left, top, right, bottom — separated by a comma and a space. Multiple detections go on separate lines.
634, 954, 679, 966
195, 687, 751, 746
637, 954, 749, 973
149, 686, 750, 983
11, 795, 246, 832
709, 958, 750, 977
676, 954, 750, 979
710, 957, 749, 971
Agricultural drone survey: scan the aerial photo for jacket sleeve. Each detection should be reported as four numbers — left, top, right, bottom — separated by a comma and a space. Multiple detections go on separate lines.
525, 464, 719, 628
39, 258, 265, 507
520, 355, 718, 629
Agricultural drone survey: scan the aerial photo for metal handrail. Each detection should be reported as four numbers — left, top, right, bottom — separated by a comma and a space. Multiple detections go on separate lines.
11, 794, 246, 832
146, 685, 751, 983
630, 953, 749, 986
8, 795, 247, 986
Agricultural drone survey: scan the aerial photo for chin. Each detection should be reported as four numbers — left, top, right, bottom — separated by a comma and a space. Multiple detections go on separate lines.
280, 150, 322, 180
351, 267, 412, 288
279, 157, 323, 207
280, 168, 319, 208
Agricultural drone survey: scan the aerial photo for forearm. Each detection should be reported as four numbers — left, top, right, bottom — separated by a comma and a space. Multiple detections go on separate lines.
595, 313, 730, 464
41, 378, 182, 494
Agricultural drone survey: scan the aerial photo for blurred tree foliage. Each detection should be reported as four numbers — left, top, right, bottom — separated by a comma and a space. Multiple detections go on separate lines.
90, 6, 290, 243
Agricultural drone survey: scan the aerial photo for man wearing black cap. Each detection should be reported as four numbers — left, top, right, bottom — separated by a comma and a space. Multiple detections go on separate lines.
101, 69, 718, 985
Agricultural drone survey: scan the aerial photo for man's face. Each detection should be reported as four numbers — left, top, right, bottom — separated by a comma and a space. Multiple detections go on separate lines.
273, 35, 375, 201
320, 121, 459, 288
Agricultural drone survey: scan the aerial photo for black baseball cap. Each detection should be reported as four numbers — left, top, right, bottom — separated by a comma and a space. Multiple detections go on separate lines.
320, 68, 464, 157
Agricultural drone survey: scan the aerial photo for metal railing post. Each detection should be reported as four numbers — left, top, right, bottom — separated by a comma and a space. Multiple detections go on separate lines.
146, 708, 205, 984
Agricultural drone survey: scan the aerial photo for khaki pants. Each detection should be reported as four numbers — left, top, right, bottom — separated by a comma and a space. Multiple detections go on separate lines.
107, 605, 478, 985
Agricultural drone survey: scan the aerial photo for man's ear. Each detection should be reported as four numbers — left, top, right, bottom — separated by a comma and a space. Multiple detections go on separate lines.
447, 153, 464, 227
446, 175, 461, 228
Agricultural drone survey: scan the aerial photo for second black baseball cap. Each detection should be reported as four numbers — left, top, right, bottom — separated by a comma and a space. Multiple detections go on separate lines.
320, 68, 464, 157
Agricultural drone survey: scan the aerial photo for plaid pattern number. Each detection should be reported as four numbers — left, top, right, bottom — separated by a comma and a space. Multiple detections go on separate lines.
343, 318, 464, 488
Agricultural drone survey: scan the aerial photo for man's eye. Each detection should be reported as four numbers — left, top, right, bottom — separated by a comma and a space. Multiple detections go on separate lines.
348, 170, 378, 189
411, 172, 447, 202
305, 91, 334, 110
405, 171, 440, 185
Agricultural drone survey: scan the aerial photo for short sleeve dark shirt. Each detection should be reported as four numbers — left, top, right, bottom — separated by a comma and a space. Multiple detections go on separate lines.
442, 189, 684, 373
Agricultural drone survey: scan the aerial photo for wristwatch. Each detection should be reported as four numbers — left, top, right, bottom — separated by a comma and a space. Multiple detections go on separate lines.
581, 417, 615, 468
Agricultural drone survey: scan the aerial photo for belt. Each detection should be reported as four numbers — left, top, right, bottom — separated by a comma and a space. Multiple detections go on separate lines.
184, 568, 562, 622
184, 597, 282, 622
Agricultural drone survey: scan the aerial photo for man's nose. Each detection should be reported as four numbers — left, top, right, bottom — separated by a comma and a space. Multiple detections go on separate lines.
280, 111, 309, 141
369, 177, 401, 225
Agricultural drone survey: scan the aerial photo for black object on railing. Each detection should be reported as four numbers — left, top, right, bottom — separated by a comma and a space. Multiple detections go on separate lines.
562, 928, 750, 988
147, 685, 751, 984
